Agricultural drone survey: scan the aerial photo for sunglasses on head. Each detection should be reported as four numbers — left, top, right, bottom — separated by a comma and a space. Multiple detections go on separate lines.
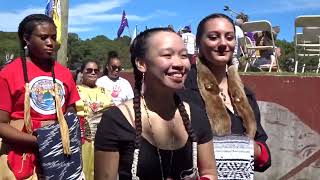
111, 65, 122, 71
85, 68, 99, 74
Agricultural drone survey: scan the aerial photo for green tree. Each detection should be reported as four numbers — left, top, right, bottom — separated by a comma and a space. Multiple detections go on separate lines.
275, 39, 295, 71
0, 31, 19, 67
0, 31, 133, 69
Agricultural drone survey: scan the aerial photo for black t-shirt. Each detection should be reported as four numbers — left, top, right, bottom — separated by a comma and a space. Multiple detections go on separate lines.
95, 103, 213, 180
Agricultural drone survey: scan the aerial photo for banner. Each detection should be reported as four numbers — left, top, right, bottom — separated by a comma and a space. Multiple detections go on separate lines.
45, 0, 62, 44
117, 10, 129, 38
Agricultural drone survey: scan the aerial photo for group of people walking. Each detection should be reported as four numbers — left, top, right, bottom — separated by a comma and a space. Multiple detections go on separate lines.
0, 12, 271, 180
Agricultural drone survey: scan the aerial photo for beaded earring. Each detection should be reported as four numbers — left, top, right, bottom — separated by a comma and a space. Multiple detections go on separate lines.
24, 45, 29, 57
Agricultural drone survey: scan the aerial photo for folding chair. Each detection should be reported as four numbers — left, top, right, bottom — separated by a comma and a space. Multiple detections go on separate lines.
294, 15, 320, 61
238, 36, 259, 72
242, 20, 278, 72
296, 31, 320, 57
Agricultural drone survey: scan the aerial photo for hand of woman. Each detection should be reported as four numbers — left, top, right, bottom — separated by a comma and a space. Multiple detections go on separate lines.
254, 140, 262, 160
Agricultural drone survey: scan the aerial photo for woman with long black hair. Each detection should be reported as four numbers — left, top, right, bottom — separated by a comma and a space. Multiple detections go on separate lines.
0, 14, 80, 179
94, 27, 217, 180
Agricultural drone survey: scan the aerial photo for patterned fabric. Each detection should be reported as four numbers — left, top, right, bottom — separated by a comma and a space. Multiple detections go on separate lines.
213, 135, 254, 180
76, 85, 112, 141
35, 112, 83, 180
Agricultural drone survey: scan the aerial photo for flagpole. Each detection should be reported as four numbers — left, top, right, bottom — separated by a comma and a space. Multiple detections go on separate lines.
57, 0, 69, 66
130, 24, 138, 44
128, 26, 132, 38
135, 24, 138, 34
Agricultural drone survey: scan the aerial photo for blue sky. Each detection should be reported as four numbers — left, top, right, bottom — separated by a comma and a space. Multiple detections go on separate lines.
0, 0, 319, 42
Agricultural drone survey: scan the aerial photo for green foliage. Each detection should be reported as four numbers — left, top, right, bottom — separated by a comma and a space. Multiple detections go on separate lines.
0, 31, 20, 66
1, 31, 315, 74
276, 39, 319, 72
0, 31, 132, 70
275, 39, 295, 72
66, 34, 132, 70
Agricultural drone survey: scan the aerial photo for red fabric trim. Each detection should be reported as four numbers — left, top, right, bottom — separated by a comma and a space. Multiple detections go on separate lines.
200, 177, 210, 180
255, 141, 269, 167
79, 116, 85, 144
7, 122, 41, 180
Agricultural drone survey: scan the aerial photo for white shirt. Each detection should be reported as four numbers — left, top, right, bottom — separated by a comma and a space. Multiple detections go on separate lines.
234, 25, 244, 57
181, 32, 196, 54
96, 76, 134, 106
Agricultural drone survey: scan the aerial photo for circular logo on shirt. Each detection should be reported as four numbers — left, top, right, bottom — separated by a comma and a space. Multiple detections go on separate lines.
29, 76, 65, 115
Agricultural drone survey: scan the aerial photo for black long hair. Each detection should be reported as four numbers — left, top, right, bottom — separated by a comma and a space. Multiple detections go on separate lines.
196, 13, 235, 66
18, 14, 55, 54
129, 27, 198, 150
196, 13, 235, 47
17, 14, 71, 155
18, 14, 56, 82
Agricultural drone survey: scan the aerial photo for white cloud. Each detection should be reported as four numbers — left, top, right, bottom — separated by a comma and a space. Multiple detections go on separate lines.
69, 26, 96, 33
69, 13, 150, 26
0, 8, 43, 31
69, 0, 128, 16
0, 0, 177, 34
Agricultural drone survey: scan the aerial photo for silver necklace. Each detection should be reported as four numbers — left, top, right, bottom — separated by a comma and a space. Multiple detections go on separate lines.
142, 96, 175, 180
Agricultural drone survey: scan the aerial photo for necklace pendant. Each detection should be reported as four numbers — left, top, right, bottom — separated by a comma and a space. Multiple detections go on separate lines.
89, 102, 100, 112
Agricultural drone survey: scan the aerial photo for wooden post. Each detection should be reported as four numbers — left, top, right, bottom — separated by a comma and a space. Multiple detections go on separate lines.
57, 0, 69, 67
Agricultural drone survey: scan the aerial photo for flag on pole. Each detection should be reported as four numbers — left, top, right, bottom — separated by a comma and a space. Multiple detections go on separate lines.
45, 0, 62, 44
117, 10, 129, 38
130, 25, 137, 44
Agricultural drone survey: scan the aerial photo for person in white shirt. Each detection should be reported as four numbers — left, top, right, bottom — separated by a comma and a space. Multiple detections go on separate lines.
232, 18, 245, 69
180, 26, 196, 62
96, 51, 134, 105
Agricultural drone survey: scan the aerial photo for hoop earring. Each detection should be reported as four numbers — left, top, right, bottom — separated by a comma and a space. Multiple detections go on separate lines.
24, 45, 29, 57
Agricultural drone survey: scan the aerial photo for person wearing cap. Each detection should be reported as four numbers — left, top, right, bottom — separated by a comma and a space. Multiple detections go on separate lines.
181, 26, 197, 64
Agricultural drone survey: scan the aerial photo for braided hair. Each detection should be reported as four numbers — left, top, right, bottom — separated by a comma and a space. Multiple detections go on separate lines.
129, 27, 198, 179
18, 14, 55, 58
17, 14, 71, 155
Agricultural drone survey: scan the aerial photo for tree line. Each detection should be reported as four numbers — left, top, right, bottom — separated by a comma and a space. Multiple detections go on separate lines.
0, 31, 132, 71
0, 31, 318, 72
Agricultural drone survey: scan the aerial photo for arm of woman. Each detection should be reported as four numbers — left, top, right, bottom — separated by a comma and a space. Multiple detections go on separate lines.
198, 141, 218, 180
245, 87, 271, 171
94, 150, 119, 180
0, 76, 37, 148
0, 110, 37, 148
94, 107, 128, 180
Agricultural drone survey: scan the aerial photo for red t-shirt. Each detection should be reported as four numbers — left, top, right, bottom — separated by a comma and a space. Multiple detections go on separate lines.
0, 58, 80, 121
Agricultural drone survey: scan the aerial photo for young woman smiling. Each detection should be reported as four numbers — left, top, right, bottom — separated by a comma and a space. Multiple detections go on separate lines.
94, 27, 217, 180
180, 13, 271, 179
